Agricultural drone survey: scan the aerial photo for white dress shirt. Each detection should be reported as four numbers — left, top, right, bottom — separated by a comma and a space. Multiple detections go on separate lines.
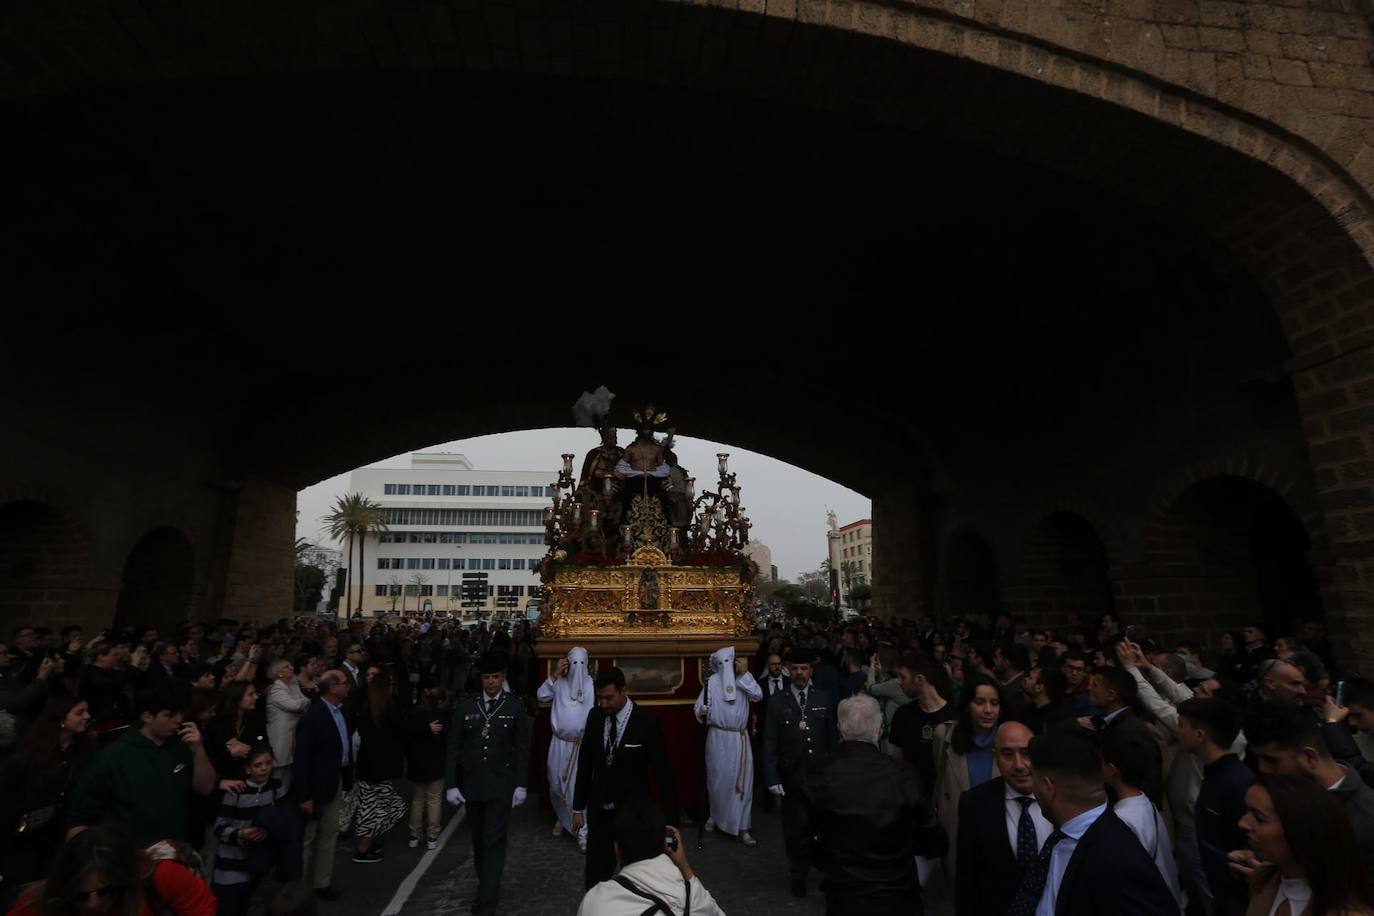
1036, 802, 1108, 916
1115, 793, 1186, 910
1004, 783, 1053, 855
604, 697, 635, 751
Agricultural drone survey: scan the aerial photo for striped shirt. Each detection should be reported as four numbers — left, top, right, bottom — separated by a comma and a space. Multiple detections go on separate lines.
212, 777, 285, 886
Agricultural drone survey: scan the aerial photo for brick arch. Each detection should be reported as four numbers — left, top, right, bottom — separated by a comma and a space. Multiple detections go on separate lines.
1132, 473, 1327, 654
1005, 511, 1117, 632
113, 526, 197, 634
940, 527, 1001, 622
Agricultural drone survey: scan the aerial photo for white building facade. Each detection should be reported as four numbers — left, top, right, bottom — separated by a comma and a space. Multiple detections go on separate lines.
345, 453, 552, 616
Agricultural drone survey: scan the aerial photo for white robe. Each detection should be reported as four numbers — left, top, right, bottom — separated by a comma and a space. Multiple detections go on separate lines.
537, 673, 594, 837
693, 671, 762, 835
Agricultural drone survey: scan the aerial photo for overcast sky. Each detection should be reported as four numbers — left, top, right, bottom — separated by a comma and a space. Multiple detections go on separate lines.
295, 428, 871, 581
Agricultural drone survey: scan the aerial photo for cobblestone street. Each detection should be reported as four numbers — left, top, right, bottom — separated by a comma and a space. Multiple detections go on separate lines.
404, 796, 953, 916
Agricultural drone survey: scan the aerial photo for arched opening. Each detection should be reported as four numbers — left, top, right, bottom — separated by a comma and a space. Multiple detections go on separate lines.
114, 528, 195, 633
943, 531, 1000, 623
0, 499, 89, 628
1147, 477, 1323, 645
1008, 512, 1114, 630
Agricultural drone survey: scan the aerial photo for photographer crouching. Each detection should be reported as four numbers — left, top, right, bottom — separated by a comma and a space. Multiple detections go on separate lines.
576, 796, 724, 916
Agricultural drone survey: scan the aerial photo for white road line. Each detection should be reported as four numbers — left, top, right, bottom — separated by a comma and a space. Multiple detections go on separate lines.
380, 808, 467, 916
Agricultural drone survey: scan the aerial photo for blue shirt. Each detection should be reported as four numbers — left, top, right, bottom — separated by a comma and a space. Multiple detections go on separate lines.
1036, 802, 1108, 916
966, 731, 996, 788
324, 699, 350, 766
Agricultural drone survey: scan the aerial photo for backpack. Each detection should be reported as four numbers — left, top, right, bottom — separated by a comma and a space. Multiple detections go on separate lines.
142, 839, 204, 914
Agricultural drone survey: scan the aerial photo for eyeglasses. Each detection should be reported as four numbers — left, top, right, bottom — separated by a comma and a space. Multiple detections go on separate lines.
69, 885, 118, 904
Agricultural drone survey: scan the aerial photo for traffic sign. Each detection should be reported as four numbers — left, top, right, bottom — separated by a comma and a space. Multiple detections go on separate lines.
461, 572, 489, 579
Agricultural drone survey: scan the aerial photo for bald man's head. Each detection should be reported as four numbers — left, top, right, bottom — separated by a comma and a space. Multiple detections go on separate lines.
995, 721, 1035, 791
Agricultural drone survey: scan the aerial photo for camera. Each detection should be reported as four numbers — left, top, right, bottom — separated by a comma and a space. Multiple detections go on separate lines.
664, 833, 678, 853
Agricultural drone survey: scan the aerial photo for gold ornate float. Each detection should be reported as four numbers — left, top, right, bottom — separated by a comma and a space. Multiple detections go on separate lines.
535, 389, 758, 659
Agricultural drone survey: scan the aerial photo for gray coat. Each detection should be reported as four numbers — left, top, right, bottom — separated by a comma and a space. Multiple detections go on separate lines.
445, 692, 531, 802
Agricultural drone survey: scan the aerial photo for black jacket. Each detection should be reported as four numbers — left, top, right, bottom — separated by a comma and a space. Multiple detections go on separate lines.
762, 686, 837, 787
445, 692, 530, 802
355, 706, 406, 783
204, 709, 269, 782
955, 777, 1023, 916
1052, 807, 1179, 916
799, 741, 926, 909
286, 699, 354, 815
405, 707, 449, 783
1332, 766, 1374, 877
78, 665, 130, 723
572, 703, 677, 825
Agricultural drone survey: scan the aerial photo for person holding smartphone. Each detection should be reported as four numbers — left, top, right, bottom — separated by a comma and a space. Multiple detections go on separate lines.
575, 796, 724, 916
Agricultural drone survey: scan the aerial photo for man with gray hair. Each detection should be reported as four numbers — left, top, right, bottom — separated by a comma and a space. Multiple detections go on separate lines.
799, 694, 931, 915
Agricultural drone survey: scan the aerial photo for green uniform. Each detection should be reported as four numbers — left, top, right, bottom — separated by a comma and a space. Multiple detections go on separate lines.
446, 692, 531, 914
67, 729, 196, 845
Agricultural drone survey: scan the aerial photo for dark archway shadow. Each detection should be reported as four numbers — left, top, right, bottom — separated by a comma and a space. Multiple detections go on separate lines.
0, 499, 90, 628
943, 530, 1000, 622
114, 528, 196, 634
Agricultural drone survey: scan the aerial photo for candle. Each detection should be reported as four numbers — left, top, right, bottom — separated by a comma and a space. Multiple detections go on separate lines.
668, 529, 678, 549
603, 476, 613, 495
686, 477, 695, 499
562, 454, 574, 475
622, 525, 631, 545
717, 453, 729, 475
590, 509, 600, 527
572, 504, 582, 525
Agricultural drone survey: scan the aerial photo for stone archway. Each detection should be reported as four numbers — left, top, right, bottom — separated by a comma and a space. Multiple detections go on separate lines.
1135, 476, 1325, 652
1005, 512, 1115, 632
114, 528, 196, 634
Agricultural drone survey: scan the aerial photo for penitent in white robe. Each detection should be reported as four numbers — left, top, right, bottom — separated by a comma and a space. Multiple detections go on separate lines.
537, 668, 594, 838
693, 670, 762, 836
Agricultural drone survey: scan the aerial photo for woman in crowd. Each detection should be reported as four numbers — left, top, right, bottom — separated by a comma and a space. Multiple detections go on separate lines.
204, 682, 268, 788
0, 696, 97, 909
1238, 773, 1374, 916
351, 670, 408, 864
1273, 636, 1299, 662
265, 659, 310, 791
6, 825, 216, 916
931, 673, 1002, 874
405, 687, 450, 850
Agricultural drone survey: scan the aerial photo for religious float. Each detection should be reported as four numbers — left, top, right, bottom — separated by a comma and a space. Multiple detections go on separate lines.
530, 387, 760, 818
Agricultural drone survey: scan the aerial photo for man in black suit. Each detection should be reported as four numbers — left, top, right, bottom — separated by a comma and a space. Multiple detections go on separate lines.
955, 721, 1054, 916
1006, 731, 1177, 916
288, 670, 354, 902
571, 666, 677, 890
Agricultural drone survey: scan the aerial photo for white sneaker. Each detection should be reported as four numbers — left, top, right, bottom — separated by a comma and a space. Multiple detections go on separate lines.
427, 840, 437, 850
407, 838, 419, 849
704, 818, 716, 833
740, 831, 757, 847
552, 823, 564, 837
578, 837, 588, 854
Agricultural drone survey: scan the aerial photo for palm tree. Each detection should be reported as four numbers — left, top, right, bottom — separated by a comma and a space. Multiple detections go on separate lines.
323, 493, 389, 618
840, 560, 859, 593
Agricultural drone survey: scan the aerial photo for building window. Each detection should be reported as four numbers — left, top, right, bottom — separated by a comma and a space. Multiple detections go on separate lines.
436, 585, 448, 597
515, 486, 529, 497
406, 558, 421, 570
437, 558, 450, 570
442, 485, 456, 496
381, 508, 544, 528
420, 585, 433, 596
456, 485, 470, 496
421, 558, 436, 570
375, 585, 388, 596
470, 486, 485, 496
482, 559, 495, 570
384, 484, 397, 495
512, 559, 526, 570
427, 485, 442, 495
529, 585, 545, 598
499, 559, 512, 570
404, 585, 418, 596
454, 558, 466, 570
377, 558, 389, 570
397, 484, 412, 495
500, 486, 514, 497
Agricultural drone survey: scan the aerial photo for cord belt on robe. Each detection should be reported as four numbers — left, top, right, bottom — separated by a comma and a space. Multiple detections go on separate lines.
553, 732, 583, 799
709, 724, 749, 798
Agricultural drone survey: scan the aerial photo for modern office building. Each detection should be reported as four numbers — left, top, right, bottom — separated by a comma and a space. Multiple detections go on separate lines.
344, 452, 552, 616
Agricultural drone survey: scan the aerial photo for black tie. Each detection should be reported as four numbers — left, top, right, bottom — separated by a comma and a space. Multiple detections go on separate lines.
607, 712, 618, 754
1007, 829, 1067, 916
1015, 797, 1037, 868
799, 688, 808, 710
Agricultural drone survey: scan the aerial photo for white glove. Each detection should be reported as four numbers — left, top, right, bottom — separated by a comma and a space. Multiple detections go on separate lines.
512, 787, 527, 808
446, 788, 465, 806
769, 784, 785, 797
